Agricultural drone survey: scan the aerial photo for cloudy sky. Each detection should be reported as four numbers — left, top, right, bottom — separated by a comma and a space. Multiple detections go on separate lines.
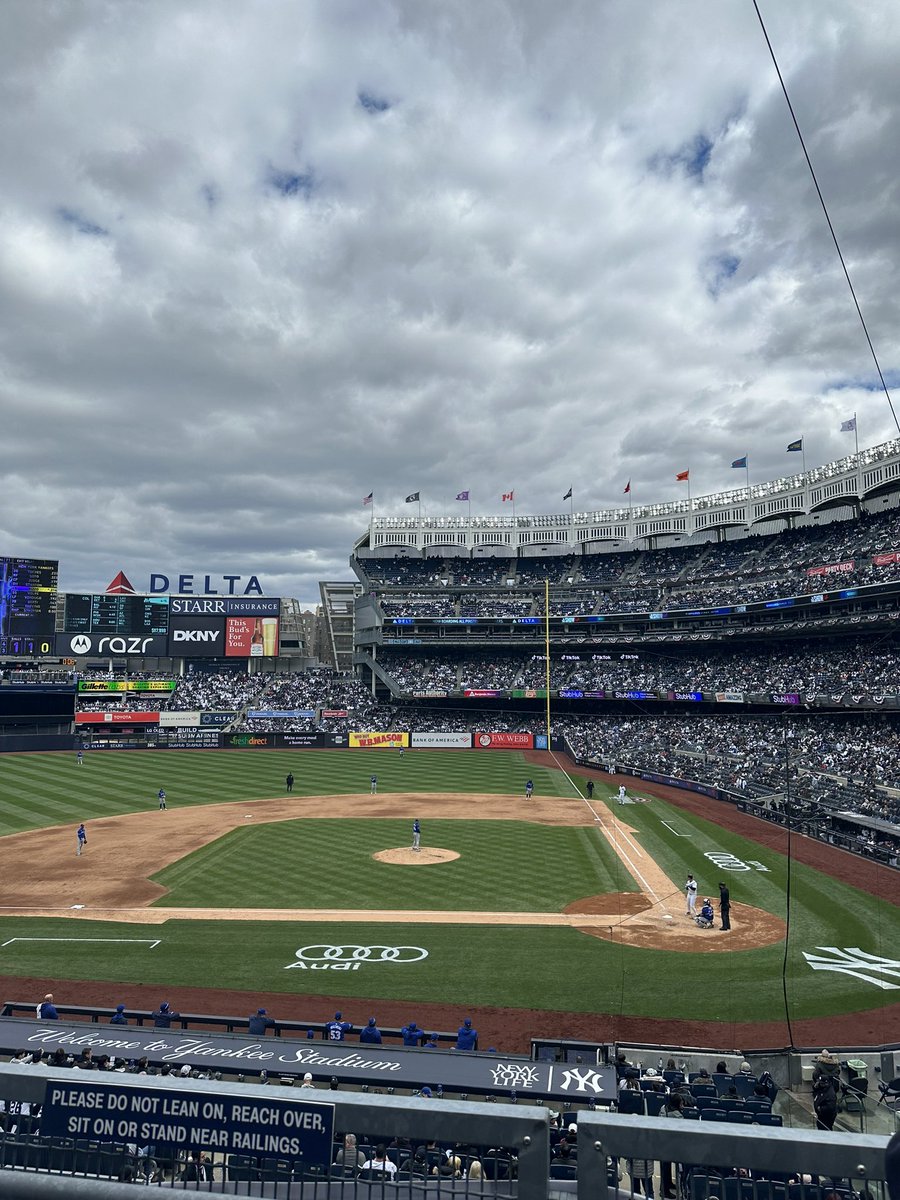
2, 0, 900, 605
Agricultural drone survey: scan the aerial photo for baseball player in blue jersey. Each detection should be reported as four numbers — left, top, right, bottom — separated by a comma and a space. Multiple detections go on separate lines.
76, 750, 83, 766
76, 824, 87, 856
325, 1011, 352, 1041
370, 774, 377, 795
525, 779, 534, 800
412, 819, 421, 852
158, 788, 167, 810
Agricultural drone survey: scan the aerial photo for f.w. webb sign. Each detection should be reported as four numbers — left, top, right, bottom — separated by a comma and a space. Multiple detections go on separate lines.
5, 1021, 615, 1102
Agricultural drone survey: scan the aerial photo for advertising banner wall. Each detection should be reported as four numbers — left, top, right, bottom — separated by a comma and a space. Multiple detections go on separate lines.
167, 616, 225, 657
715, 691, 745, 704
873, 552, 900, 567
169, 597, 280, 616
225, 616, 280, 658
410, 732, 471, 748
463, 688, 503, 698
76, 711, 160, 725
78, 680, 176, 693
155, 729, 222, 748
321, 709, 348, 718
158, 711, 201, 727
807, 561, 855, 576
348, 732, 410, 748
7, 1022, 615, 1102
473, 732, 534, 749
60, 633, 169, 657
248, 709, 314, 719
200, 711, 239, 726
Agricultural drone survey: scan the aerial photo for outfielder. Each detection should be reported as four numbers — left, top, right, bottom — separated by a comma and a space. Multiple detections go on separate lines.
158, 788, 167, 810
370, 774, 377, 795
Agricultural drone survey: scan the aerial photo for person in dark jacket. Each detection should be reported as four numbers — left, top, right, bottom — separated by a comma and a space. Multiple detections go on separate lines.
813, 1074, 838, 1131
359, 1017, 382, 1044
248, 1008, 276, 1036
152, 1001, 179, 1029
455, 1018, 477, 1051
110, 1004, 128, 1025
37, 993, 59, 1020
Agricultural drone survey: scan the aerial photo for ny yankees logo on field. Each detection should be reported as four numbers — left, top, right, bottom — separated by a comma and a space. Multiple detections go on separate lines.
802, 947, 900, 990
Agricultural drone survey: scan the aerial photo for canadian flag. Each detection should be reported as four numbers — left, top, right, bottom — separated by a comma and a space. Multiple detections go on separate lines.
502, 490, 514, 502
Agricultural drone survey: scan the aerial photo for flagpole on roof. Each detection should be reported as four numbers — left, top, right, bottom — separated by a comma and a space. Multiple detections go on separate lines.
802, 437, 806, 475
745, 455, 750, 492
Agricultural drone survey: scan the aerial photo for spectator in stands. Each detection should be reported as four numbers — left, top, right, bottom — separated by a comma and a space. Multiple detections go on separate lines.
455, 1018, 478, 1051
359, 1016, 382, 1044
333, 1133, 366, 1171
152, 1001, 180, 1028
628, 1154, 656, 1197
361, 1144, 397, 1176
300, 1073, 315, 1088
110, 1004, 128, 1025
36, 993, 58, 1020
248, 1007, 276, 1036
813, 1072, 839, 1131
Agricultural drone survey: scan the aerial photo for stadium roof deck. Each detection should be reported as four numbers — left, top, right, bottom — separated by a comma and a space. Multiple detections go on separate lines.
356, 438, 900, 553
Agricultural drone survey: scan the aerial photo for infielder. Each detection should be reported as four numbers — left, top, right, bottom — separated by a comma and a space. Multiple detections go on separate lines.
158, 788, 167, 810
370, 774, 377, 795
412, 818, 421, 851
685, 873, 698, 916
525, 779, 534, 800
76, 824, 87, 856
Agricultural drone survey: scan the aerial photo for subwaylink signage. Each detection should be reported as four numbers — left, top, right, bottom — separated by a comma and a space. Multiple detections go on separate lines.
149, 573, 264, 596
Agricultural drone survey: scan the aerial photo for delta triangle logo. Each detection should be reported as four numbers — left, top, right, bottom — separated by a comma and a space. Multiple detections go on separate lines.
106, 571, 136, 595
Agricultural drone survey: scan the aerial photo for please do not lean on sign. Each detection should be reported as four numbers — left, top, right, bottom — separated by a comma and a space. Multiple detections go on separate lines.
42, 1080, 334, 1164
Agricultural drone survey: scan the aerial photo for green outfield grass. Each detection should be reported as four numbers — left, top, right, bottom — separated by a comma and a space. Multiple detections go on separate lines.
0, 748, 569, 836
150, 818, 637, 910
0, 749, 898, 1023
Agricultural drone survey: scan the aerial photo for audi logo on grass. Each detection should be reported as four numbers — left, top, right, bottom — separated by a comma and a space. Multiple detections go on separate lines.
284, 944, 429, 971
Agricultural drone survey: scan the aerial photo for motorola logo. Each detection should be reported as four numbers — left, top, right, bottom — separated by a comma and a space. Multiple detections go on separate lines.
70, 635, 92, 655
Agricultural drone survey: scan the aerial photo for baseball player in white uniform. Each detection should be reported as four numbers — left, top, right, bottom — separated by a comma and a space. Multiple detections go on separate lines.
617, 785, 627, 804
685, 874, 698, 916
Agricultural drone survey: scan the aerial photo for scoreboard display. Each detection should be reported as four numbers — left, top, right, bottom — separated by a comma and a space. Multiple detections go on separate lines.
0, 556, 58, 656
64, 594, 169, 636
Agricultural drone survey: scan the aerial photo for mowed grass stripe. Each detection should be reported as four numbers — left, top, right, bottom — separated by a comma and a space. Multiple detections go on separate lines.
151, 819, 629, 912
0, 750, 576, 836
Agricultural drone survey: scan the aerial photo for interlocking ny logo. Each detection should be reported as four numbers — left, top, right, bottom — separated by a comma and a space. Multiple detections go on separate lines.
803, 947, 900, 990
559, 1067, 606, 1094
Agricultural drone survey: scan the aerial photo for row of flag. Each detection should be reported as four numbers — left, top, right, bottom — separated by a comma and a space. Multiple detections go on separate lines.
363, 417, 860, 506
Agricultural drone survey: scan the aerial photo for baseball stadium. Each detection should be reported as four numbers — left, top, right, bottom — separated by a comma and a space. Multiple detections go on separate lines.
3, 453, 900, 1189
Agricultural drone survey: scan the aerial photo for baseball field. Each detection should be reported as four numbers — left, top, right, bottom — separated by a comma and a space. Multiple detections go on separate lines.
0, 746, 898, 1052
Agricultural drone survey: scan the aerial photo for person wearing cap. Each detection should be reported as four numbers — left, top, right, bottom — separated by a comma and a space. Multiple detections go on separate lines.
697, 899, 714, 928
422, 1033, 439, 1050
300, 1073, 315, 1088
110, 1004, 128, 1026
420, 1086, 433, 1097
402, 1020, 425, 1047
325, 1011, 352, 1041
359, 1016, 382, 1044
152, 1001, 180, 1029
455, 1018, 478, 1051
248, 1007, 276, 1037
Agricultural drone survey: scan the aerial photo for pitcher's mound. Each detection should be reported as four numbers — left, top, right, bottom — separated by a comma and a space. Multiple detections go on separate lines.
373, 847, 459, 865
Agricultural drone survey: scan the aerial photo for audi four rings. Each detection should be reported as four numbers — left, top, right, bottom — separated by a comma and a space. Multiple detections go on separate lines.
293, 945, 428, 963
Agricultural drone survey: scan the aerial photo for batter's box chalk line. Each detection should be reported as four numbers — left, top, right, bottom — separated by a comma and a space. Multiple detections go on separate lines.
1, 937, 161, 950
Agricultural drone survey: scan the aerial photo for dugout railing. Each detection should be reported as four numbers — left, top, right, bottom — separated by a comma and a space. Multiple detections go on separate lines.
0, 1063, 894, 1199
0, 1004, 471, 1050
